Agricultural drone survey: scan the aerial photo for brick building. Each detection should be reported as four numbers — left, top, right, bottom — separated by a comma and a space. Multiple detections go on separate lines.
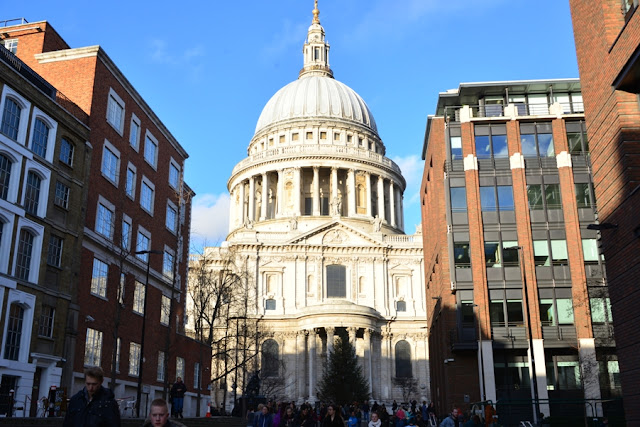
420, 80, 621, 425
568, 1, 640, 423
1, 21, 211, 417
0, 42, 90, 416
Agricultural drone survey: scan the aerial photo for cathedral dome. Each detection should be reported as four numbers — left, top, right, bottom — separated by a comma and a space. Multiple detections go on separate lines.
254, 76, 378, 135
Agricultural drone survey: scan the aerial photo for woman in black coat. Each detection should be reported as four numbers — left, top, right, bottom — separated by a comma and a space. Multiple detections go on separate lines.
322, 404, 345, 427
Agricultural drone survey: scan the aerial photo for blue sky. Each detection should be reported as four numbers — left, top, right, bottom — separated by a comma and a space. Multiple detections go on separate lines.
3, 1, 579, 250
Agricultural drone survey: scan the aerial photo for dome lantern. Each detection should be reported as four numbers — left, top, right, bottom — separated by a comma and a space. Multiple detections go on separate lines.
299, 0, 333, 79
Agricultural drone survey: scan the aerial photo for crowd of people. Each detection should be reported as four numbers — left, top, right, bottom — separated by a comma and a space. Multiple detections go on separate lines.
246, 399, 445, 427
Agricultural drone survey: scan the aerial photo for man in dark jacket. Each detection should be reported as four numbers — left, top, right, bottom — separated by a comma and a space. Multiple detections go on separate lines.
170, 377, 187, 418
143, 398, 186, 427
63, 367, 121, 427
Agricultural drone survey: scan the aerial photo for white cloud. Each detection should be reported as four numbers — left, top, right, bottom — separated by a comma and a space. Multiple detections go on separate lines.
148, 38, 206, 82
190, 192, 230, 251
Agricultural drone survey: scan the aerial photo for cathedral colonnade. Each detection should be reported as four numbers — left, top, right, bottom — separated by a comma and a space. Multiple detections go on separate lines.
229, 165, 405, 231
257, 325, 430, 404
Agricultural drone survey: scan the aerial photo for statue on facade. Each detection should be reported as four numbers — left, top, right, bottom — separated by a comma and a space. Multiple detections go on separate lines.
331, 195, 342, 216
372, 215, 382, 232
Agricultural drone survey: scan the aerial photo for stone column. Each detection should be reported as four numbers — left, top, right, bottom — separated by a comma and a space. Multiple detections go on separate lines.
348, 327, 357, 347
365, 172, 372, 217
381, 330, 392, 399
239, 180, 246, 225
248, 176, 255, 222
389, 180, 396, 227
347, 168, 356, 216
579, 338, 603, 417
331, 167, 339, 216
364, 328, 373, 396
296, 331, 306, 402
308, 329, 317, 402
531, 339, 550, 417
399, 192, 404, 231
260, 172, 268, 221
313, 167, 320, 216
229, 186, 236, 229
326, 327, 335, 356
276, 170, 283, 217
294, 167, 302, 217
377, 175, 385, 222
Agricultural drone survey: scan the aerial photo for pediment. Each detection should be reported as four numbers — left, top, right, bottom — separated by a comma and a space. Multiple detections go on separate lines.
286, 220, 384, 247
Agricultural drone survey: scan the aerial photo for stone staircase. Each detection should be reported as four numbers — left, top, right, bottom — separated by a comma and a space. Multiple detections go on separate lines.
0, 416, 245, 427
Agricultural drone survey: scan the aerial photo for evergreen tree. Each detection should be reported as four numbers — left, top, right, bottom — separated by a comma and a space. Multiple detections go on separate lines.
317, 333, 370, 404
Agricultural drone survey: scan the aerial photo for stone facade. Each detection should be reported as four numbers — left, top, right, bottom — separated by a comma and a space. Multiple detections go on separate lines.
190, 4, 428, 408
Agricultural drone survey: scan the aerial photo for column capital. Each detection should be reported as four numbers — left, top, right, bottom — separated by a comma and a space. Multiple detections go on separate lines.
325, 326, 336, 335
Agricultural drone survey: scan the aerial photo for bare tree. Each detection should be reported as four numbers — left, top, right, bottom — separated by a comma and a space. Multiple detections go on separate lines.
394, 377, 419, 404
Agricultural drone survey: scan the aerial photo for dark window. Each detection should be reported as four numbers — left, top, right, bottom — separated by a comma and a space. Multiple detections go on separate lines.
321, 197, 329, 216
38, 305, 55, 338
1, 98, 21, 141
31, 118, 49, 158
54, 181, 69, 209
304, 197, 312, 215
396, 301, 407, 312
0, 154, 11, 200
527, 183, 561, 210
47, 235, 63, 267
450, 187, 467, 212
575, 183, 593, 208
15, 229, 34, 281
566, 121, 589, 154
4, 303, 24, 361
24, 171, 41, 215
326, 265, 346, 298
453, 243, 471, 268
261, 339, 279, 377
545, 184, 561, 209
395, 340, 412, 378
265, 299, 276, 310
485, 242, 500, 267
59, 138, 74, 166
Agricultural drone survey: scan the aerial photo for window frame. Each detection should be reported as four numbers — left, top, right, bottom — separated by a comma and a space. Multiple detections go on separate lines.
129, 342, 141, 376
47, 234, 63, 268
133, 281, 146, 315
129, 113, 141, 151
91, 257, 109, 298
143, 130, 159, 169
106, 88, 125, 135
95, 196, 115, 240
54, 180, 70, 210
0, 85, 31, 145
101, 139, 121, 187
135, 226, 151, 261
84, 327, 103, 367
169, 158, 180, 190
125, 162, 137, 200
28, 108, 58, 162
59, 137, 74, 166
21, 160, 51, 218
38, 304, 55, 338
166, 200, 178, 234
12, 218, 44, 284
140, 176, 155, 215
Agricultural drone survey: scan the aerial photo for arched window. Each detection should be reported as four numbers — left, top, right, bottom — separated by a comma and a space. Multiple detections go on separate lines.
24, 171, 42, 215
4, 303, 24, 361
396, 301, 407, 312
326, 265, 346, 298
0, 153, 11, 200
358, 276, 366, 294
265, 299, 276, 311
1, 97, 21, 141
31, 118, 49, 158
395, 340, 412, 378
261, 339, 279, 377
15, 229, 35, 281
307, 275, 315, 293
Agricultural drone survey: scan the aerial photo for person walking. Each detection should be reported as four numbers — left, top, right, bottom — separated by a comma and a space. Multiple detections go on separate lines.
63, 367, 121, 427
143, 399, 186, 427
439, 408, 460, 427
322, 404, 345, 427
170, 377, 187, 419
256, 406, 274, 427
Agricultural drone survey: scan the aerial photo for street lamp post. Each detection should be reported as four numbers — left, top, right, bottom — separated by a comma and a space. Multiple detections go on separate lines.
506, 245, 540, 424
134, 249, 162, 418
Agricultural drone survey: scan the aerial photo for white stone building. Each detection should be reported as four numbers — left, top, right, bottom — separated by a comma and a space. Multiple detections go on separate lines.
192, 3, 428, 407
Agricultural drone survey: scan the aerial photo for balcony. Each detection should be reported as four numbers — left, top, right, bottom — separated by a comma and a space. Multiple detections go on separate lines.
231, 144, 402, 176
442, 101, 584, 123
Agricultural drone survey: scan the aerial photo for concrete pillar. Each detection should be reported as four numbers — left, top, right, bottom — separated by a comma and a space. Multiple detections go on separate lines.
326, 327, 335, 356
481, 341, 497, 403
313, 167, 320, 216
277, 170, 283, 217
294, 167, 301, 217
531, 339, 550, 418
296, 331, 306, 402
239, 181, 246, 225
347, 168, 356, 216
260, 172, 268, 221
365, 172, 372, 217
308, 329, 317, 402
248, 176, 255, 222
364, 328, 373, 396
579, 338, 603, 417
389, 180, 396, 227
377, 175, 385, 222
348, 327, 357, 347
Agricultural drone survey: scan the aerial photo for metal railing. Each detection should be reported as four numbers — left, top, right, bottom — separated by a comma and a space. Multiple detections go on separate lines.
0, 18, 28, 27
443, 101, 584, 122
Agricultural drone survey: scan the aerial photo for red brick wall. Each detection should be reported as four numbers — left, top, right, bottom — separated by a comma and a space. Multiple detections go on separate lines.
570, 1, 640, 422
